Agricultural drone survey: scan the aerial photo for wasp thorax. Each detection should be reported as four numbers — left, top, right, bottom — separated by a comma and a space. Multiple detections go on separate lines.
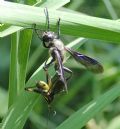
42, 31, 57, 47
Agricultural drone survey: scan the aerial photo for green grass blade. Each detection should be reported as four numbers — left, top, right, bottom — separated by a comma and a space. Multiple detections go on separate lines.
56, 82, 120, 129
27, 44, 45, 73
29, 111, 56, 129
0, 87, 8, 116
40, 0, 70, 9
3, 27, 36, 127
1, 2, 120, 42
102, 0, 118, 19
8, 33, 19, 107
17, 30, 32, 92
0, 25, 22, 37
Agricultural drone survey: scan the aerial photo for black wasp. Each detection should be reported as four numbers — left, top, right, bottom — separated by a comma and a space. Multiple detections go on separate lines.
33, 8, 104, 93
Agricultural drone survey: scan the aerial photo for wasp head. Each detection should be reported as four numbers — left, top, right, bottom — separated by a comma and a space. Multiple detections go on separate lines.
42, 31, 57, 48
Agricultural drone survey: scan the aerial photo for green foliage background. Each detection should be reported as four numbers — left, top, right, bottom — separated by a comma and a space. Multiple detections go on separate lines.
0, 0, 120, 129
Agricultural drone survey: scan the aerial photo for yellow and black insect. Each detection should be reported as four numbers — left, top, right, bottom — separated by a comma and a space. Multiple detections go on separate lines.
25, 72, 67, 104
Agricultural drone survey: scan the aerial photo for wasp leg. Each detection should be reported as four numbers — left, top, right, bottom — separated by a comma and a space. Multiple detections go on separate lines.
33, 23, 42, 41
43, 58, 55, 84
43, 58, 55, 70
44, 62, 52, 89
63, 67, 73, 81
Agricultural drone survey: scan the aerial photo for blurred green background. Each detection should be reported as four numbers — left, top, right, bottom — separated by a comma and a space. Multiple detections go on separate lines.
1, 0, 120, 129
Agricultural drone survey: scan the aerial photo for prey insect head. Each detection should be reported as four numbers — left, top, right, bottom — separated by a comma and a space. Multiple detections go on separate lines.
36, 81, 50, 93
42, 31, 57, 48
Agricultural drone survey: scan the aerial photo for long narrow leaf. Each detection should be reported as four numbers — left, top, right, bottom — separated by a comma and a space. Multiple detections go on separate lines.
0, 25, 22, 37
56, 82, 120, 129
0, 88, 8, 116
17, 30, 32, 92
1, 2, 120, 42
8, 32, 19, 107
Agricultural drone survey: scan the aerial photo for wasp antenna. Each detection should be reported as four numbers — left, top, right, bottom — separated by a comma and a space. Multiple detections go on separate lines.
57, 18, 61, 39
32, 23, 42, 41
44, 7, 50, 31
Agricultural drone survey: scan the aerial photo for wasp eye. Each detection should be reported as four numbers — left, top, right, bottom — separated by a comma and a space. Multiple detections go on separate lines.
43, 35, 50, 42
42, 31, 56, 43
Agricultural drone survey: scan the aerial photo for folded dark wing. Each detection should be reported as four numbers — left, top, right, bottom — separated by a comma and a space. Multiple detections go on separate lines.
65, 47, 103, 73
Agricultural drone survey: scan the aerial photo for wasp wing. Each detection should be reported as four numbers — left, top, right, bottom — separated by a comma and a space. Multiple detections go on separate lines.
65, 47, 103, 73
